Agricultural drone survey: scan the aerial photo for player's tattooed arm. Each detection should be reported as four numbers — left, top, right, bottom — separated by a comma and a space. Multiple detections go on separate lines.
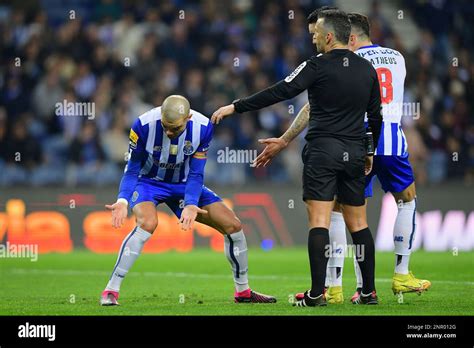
254, 102, 310, 167
281, 102, 310, 144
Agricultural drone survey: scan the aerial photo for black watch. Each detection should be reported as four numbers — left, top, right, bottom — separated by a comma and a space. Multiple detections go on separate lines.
365, 128, 375, 156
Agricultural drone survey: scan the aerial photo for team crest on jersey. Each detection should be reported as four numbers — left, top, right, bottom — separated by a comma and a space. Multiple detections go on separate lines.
183, 141, 194, 155
131, 191, 139, 202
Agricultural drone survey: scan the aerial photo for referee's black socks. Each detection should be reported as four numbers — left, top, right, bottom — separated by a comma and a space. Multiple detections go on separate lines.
351, 227, 376, 294
308, 227, 330, 297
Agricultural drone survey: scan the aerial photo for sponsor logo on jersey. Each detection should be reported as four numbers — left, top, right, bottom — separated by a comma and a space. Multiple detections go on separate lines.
154, 161, 183, 170
170, 144, 178, 155
394, 236, 404, 242
284, 61, 307, 83
153, 145, 162, 152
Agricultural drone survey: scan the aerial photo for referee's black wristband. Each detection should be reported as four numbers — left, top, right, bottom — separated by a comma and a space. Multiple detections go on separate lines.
365, 128, 375, 156
232, 99, 242, 113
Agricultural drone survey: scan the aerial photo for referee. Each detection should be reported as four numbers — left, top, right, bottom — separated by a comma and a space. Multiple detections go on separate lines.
212, 9, 382, 306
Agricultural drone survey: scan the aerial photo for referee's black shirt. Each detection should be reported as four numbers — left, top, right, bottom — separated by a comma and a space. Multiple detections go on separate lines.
233, 49, 383, 146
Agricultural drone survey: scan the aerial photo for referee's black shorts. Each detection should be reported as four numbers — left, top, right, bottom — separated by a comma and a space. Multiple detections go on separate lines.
302, 136, 366, 206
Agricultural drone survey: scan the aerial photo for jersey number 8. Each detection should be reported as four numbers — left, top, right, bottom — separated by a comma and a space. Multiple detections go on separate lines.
376, 67, 393, 104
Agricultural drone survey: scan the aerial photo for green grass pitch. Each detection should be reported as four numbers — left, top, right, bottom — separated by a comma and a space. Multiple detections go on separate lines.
1, 248, 473, 315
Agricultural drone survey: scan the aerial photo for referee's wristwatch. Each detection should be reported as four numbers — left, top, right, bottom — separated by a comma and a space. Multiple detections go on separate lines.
365, 128, 375, 156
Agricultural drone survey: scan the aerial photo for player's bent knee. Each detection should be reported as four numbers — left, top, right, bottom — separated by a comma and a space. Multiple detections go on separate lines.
403, 188, 416, 202
396, 184, 416, 203
135, 216, 158, 234
224, 217, 242, 235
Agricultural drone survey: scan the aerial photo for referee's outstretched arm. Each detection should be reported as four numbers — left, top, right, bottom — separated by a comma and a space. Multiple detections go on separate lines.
231, 59, 317, 113
211, 57, 318, 124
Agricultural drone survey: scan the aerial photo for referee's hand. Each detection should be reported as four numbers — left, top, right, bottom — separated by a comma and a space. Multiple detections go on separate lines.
253, 138, 288, 167
211, 104, 235, 124
365, 156, 373, 176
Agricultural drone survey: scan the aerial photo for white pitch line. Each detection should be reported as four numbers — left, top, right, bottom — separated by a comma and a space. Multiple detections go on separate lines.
5, 268, 474, 286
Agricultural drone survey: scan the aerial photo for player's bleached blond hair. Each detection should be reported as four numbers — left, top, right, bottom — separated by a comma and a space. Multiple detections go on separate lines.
162, 95, 190, 124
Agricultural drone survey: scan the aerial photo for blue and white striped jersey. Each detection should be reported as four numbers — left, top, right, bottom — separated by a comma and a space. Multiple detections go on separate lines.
356, 44, 408, 156
127, 106, 213, 183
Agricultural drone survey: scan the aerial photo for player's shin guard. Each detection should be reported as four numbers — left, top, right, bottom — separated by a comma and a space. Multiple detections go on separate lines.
393, 199, 416, 274
106, 226, 152, 292
351, 227, 375, 295
327, 212, 346, 287
308, 227, 330, 298
224, 230, 249, 292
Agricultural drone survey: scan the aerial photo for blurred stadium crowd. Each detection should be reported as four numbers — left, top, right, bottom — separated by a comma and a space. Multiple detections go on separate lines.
0, 0, 473, 187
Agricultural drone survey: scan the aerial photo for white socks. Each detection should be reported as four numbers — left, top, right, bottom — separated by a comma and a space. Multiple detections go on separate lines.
328, 267, 343, 287
325, 212, 346, 287
393, 199, 417, 274
224, 230, 249, 292
395, 254, 410, 274
353, 198, 417, 287
354, 255, 363, 289
106, 227, 251, 294
106, 226, 152, 292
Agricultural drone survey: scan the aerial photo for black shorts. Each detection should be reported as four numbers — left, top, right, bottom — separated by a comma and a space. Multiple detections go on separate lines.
302, 137, 366, 206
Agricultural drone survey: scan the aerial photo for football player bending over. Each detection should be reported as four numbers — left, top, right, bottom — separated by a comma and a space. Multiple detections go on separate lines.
100, 95, 276, 305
